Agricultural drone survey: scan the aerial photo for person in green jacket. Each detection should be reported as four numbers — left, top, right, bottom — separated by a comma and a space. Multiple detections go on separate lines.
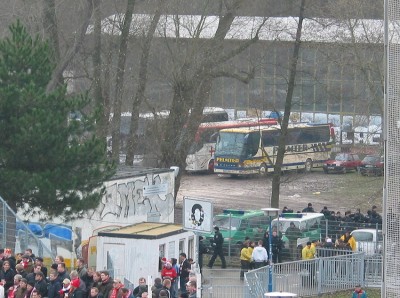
285, 222, 302, 261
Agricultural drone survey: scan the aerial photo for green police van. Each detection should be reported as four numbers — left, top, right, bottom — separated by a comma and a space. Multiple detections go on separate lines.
201, 209, 269, 256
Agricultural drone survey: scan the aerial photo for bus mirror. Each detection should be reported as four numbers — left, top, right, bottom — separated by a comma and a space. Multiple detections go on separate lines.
170, 166, 179, 178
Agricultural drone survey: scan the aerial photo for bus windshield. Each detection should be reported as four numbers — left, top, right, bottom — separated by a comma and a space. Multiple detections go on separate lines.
216, 132, 247, 156
216, 132, 260, 157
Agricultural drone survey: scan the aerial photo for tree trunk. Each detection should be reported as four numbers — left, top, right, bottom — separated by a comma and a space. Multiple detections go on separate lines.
271, 0, 306, 208
92, 0, 107, 140
125, 3, 163, 165
42, 0, 63, 86
111, 0, 135, 161
45, 0, 94, 93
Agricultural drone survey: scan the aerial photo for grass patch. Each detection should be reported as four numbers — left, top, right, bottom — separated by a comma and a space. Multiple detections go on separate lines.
316, 288, 380, 297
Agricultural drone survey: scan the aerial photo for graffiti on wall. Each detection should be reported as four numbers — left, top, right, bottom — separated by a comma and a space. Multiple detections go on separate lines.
15, 171, 175, 260
16, 221, 74, 257
88, 173, 175, 224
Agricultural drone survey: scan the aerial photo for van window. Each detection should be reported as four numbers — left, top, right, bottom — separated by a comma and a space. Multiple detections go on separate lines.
239, 219, 249, 231
352, 231, 373, 242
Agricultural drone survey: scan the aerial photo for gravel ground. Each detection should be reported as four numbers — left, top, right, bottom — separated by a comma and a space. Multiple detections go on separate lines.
175, 169, 383, 222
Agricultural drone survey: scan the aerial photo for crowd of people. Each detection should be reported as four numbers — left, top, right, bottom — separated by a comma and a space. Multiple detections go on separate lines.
0, 249, 198, 298
294, 203, 383, 227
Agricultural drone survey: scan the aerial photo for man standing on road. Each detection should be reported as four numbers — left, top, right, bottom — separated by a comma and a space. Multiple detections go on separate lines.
251, 240, 268, 269
271, 231, 283, 263
285, 222, 302, 261
301, 241, 315, 286
179, 253, 191, 295
207, 227, 226, 269
198, 236, 208, 273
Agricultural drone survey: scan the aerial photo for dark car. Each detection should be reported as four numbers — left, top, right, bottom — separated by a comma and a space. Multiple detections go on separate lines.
323, 153, 362, 174
359, 155, 384, 176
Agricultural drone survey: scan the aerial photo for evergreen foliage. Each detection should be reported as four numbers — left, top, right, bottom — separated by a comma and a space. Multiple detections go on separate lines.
0, 21, 115, 220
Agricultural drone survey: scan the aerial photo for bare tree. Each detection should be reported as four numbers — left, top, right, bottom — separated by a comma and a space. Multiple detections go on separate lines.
315, 0, 384, 125
92, 0, 107, 139
42, 0, 94, 92
125, 1, 165, 165
110, 0, 135, 161
270, 0, 306, 208
157, 0, 264, 198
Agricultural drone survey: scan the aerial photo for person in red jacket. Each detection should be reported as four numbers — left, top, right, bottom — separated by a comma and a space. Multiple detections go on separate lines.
160, 261, 177, 297
161, 261, 177, 282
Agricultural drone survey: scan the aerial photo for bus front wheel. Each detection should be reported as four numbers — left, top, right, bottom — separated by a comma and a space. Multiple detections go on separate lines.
305, 159, 313, 173
208, 159, 215, 173
259, 163, 268, 176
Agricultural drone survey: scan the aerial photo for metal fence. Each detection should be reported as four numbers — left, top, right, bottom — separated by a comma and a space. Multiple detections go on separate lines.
204, 220, 381, 266
201, 251, 382, 298
0, 196, 55, 265
201, 268, 246, 298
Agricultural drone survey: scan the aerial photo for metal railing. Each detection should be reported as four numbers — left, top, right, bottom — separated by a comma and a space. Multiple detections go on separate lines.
203, 220, 381, 265
201, 268, 245, 298
244, 251, 383, 297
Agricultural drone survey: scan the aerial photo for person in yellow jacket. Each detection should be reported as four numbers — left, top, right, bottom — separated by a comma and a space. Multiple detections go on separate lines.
339, 230, 356, 251
301, 241, 315, 286
239, 241, 252, 280
302, 241, 315, 260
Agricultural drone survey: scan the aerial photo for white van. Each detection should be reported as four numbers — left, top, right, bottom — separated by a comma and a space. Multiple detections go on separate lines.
271, 212, 325, 247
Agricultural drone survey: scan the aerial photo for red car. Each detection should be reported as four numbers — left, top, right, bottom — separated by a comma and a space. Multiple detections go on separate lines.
323, 153, 362, 174
359, 155, 384, 176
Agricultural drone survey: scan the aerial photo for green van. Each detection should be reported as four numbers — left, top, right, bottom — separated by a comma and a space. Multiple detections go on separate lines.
201, 209, 269, 256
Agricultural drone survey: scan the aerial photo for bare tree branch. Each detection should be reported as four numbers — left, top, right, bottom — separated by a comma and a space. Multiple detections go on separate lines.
46, 0, 93, 93
210, 68, 255, 83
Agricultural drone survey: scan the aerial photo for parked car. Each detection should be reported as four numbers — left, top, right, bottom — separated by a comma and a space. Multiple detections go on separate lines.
323, 153, 362, 174
359, 155, 384, 176
351, 228, 383, 256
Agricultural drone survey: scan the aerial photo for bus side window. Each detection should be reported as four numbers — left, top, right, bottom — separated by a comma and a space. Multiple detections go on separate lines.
262, 131, 279, 146
287, 128, 301, 145
245, 132, 260, 157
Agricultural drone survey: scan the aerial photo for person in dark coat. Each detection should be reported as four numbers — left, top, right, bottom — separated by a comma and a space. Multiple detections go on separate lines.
70, 278, 84, 298
198, 236, 208, 273
47, 270, 62, 298
89, 287, 104, 298
97, 271, 113, 298
302, 203, 315, 213
3, 249, 17, 270
207, 226, 226, 269
179, 253, 191, 295
57, 263, 69, 284
26, 265, 42, 285
151, 277, 163, 298
0, 260, 16, 293
34, 272, 48, 298
132, 277, 147, 298
15, 264, 28, 279
285, 222, 302, 261
270, 231, 283, 264
35, 258, 47, 278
